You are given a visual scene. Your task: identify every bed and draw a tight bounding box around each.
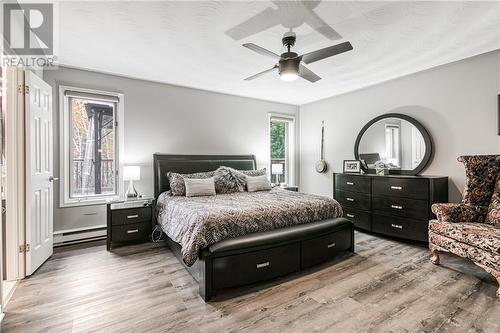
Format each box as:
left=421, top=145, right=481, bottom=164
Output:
left=154, top=154, right=354, bottom=301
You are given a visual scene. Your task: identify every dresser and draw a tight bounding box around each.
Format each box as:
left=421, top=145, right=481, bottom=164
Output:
left=333, top=173, right=448, bottom=242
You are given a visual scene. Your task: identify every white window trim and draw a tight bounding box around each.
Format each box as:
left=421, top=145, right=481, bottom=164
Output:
left=268, top=113, right=296, bottom=186
left=59, top=85, right=124, bottom=208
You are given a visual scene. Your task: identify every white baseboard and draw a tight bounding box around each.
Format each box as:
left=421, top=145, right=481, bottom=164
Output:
left=54, top=226, right=107, bottom=247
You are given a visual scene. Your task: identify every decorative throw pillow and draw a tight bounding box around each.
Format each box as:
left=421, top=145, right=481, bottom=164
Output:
left=485, top=177, right=500, bottom=227
left=213, top=167, right=246, bottom=194
left=167, top=171, right=215, bottom=196
left=184, top=178, right=216, bottom=197
left=458, top=155, right=499, bottom=207
left=240, top=168, right=267, bottom=177
left=246, top=175, right=272, bottom=192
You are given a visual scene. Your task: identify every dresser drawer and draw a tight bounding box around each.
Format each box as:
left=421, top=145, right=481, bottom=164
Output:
left=111, top=207, right=152, bottom=226
left=343, top=208, right=371, bottom=231
left=212, top=243, right=300, bottom=289
left=335, top=190, right=371, bottom=210
left=372, top=196, right=429, bottom=220
left=372, top=214, right=428, bottom=242
left=301, top=228, right=353, bottom=268
left=372, top=177, right=428, bottom=200
left=335, top=174, right=371, bottom=194
left=111, top=222, right=151, bottom=242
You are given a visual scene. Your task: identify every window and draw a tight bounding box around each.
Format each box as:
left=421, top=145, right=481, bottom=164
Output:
left=60, top=86, right=124, bottom=206
left=269, top=114, right=295, bottom=185
left=385, top=123, right=400, bottom=167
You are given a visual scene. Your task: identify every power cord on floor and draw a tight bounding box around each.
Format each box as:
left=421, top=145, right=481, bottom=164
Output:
left=150, top=225, right=164, bottom=243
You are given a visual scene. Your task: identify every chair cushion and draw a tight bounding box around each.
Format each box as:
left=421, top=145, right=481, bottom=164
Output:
left=429, top=220, right=500, bottom=254
left=485, top=177, right=500, bottom=227
left=458, top=155, right=499, bottom=207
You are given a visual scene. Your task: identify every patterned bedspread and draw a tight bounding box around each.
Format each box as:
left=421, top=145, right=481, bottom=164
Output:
left=156, top=188, right=343, bottom=266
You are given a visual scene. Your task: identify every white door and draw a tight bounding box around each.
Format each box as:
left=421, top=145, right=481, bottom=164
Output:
left=25, top=71, right=53, bottom=275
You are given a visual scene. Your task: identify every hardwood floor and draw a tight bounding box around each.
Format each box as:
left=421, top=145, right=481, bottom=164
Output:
left=2, top=231, right=499, bottom=333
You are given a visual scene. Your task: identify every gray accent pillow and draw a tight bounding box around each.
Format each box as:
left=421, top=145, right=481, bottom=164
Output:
left=184, top=177, right=216, bottom=197
left=214, top=167, right=246, bottom=194
left=167, top=171, right=215, bottom=196
left=246, top=175, right=272, bottom=192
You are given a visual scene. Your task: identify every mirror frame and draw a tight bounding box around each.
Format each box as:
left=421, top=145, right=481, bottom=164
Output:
left=354, top=113, right=433, bottom=175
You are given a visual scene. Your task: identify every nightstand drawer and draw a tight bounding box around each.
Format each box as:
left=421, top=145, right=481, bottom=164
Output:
left=111, top=222, right=151, bottom=242
left=111, top=207, right=152, bottom=226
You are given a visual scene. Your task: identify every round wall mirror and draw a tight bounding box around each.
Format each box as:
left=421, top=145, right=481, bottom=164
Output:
left=354, top=113, right=433, bottom=175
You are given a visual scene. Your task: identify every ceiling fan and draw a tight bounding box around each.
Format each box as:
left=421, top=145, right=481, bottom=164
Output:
left=243, top=31, right=353, bottom=83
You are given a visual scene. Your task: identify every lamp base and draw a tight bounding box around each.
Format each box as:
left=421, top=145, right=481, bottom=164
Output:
left=125, top=180, right=139, bottom=199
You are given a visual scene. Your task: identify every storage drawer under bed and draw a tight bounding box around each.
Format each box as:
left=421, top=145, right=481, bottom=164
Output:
left=212, top=243, right=300, bottom=289
left=301, top=228, right=353, bottom=268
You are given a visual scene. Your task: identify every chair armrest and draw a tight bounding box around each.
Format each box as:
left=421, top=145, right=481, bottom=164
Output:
left=431, top=203, right=488, bottom=223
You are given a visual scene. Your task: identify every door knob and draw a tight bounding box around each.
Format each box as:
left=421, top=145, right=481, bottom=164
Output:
left=49, top=176, right=59, bottom=182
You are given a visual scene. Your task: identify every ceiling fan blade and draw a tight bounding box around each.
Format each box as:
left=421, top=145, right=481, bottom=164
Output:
left=244, top=65, right=278, bottom=80
left=301, top=41, right=353, bottom=64
left=305, top=12, right=342, bottom=41
left=242, top=43, right=280, bottom=60
left=299, top=64, right=321, bottom=83
left=225, top=7, right=279, bottom=40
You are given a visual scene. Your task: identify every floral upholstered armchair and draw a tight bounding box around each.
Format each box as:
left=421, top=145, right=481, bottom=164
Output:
left=429, top=155, right=500, bottom=297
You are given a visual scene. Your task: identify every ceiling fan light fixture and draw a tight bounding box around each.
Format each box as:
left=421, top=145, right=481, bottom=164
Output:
left=279, top=57, right=299, bottom=82
left=280, top=72, right=298, bottom=82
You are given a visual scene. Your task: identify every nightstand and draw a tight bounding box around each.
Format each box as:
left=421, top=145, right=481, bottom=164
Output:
left=106, top=198, right=155, bottom=250
left=282, top=186, right=299, bottom=192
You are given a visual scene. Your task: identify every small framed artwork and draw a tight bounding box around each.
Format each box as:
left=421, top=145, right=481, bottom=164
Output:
left=343, top=160, right=361, bottom=174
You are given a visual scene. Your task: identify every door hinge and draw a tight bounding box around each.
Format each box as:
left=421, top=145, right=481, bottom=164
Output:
left=17, top=84, right=30, bottom=95
left=19, top=244, right=31, bottom=253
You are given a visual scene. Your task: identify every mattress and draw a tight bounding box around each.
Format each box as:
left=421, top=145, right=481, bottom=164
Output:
left=156, top=188, right=343, bottom=266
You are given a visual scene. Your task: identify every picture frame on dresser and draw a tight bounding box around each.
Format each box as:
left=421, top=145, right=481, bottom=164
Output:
left=343, top=160, right=361, bottom=174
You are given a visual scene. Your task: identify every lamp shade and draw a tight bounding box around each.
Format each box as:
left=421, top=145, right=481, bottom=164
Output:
left=271, top=163, right=283, bottom=175
left=123, top=166, right=140, bottom=181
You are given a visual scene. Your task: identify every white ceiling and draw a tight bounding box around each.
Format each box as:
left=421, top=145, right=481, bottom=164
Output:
left=57, top=1, right=500, bottom=105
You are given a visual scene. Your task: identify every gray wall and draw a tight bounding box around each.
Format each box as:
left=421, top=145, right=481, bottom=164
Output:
left=299, top=50, right=500, bottom=202
left=43, top=67, right=299, bottom=232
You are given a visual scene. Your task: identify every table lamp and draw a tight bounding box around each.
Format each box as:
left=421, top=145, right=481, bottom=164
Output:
left=123, top=166, right=140, bottom=199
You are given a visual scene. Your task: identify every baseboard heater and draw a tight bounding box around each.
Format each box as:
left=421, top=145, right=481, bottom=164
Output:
left=53, top=225, right=107, bottom=247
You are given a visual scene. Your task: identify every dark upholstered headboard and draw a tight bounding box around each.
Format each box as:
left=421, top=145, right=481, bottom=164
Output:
left=153, top=154, right=256, bottom=198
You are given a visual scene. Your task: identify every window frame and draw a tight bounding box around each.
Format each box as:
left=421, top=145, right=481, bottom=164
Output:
left=59, top=85, right=124, bottom=207
left=268, top=113, right=296, bottom=186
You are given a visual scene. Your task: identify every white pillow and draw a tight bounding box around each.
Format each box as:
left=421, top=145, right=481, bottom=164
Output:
left=184, top=177, right=216, bottom=197
left=246, top=175, right=272, bottom=192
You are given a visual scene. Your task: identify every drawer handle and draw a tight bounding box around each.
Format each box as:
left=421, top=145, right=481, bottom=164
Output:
left=346, top=213, right=355, bottom=218
left=127, top=214, right=139, bottom=219
left=391, top=205, right=403, bottom=210
left=346, top=198, right=355, bottom=202
left=256, top=261, right=270, bottom=269
left=391, top=224, right=403, bottom=230
left=346, top=182, right=354, bottom=185
left=327, top=242, right=336, bottom=248
left=83, top=212, right=97, bottom=216
left=390, top=186, right=403, bottom=190
left=127, top=229, right=139, bottom=234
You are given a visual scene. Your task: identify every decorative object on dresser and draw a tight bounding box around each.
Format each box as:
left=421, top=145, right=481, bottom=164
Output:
left=343, top=160, right=361, bottom=174
left=429, top=155, right=499, bottom=298
left=355, top=113, right=432, bottom=175
left=315, top=120, right=328, bottom=173
left=334, top=173, right=448, bottom=241
left=106, top=197, right=154, bottom=250
left=123, top=165, right=141, bottom=199
left=154, top=154, right=353, bottom=301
